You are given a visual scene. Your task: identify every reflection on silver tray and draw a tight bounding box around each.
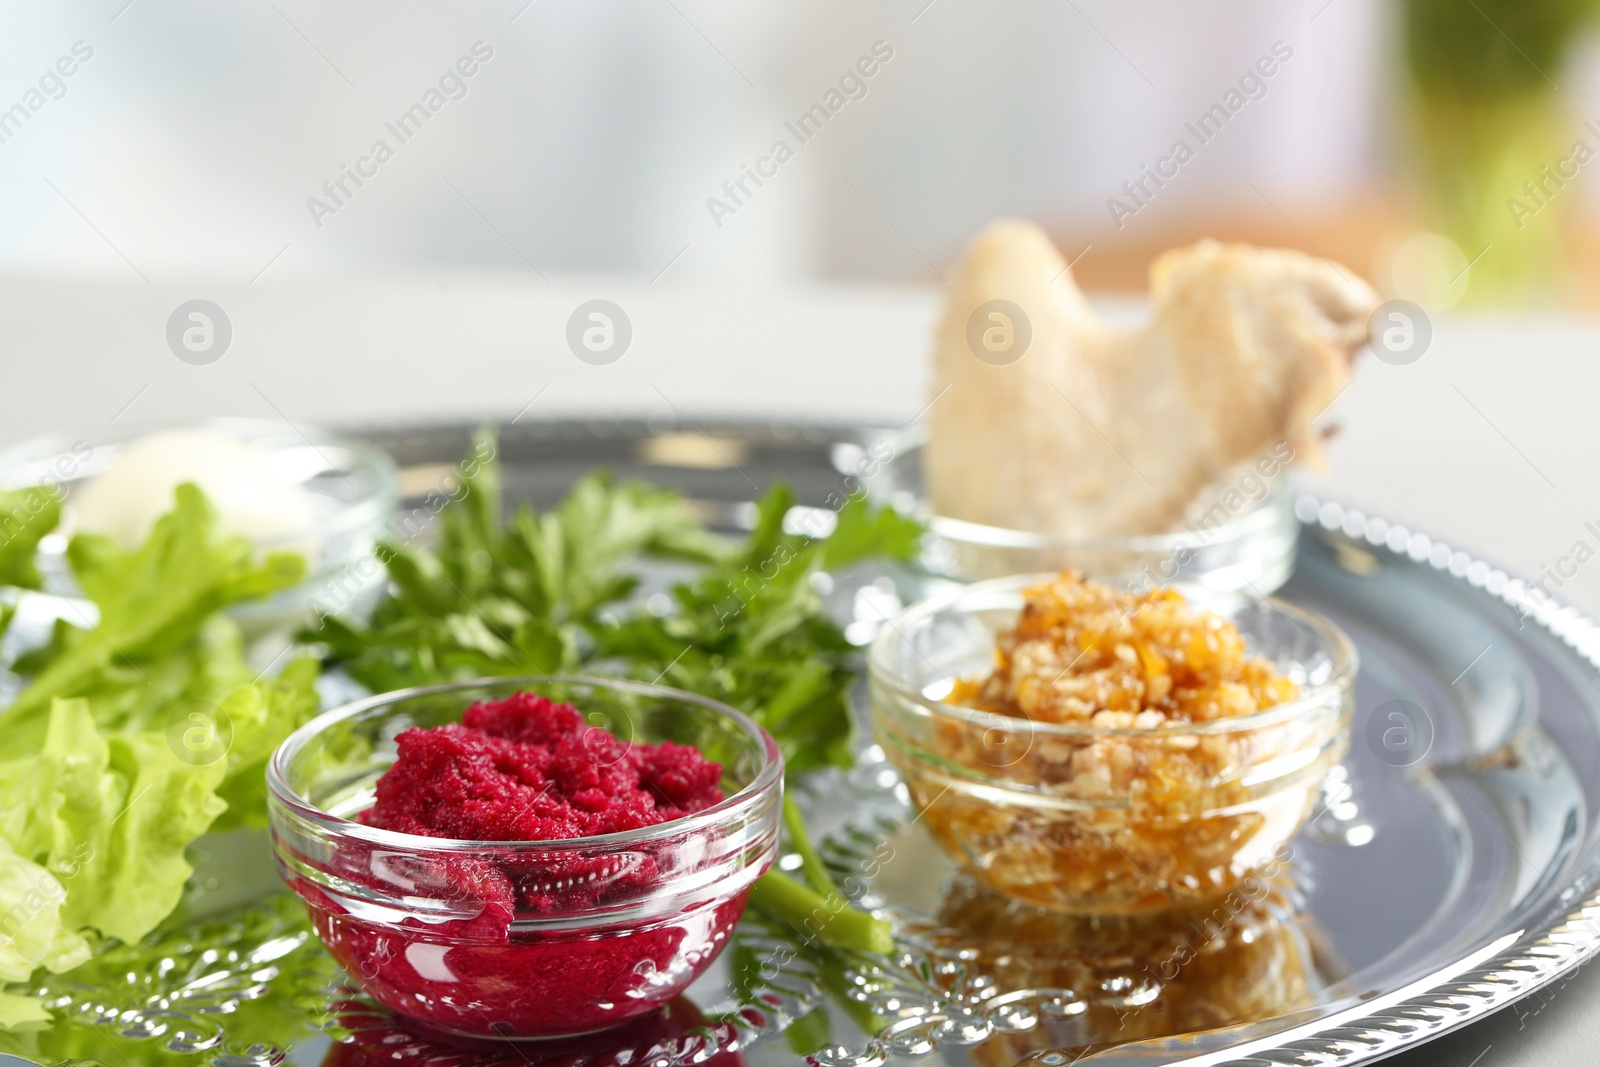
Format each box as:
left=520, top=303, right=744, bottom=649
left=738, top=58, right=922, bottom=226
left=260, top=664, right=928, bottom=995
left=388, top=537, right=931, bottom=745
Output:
left=6, top=419, right=1600, bottom=1067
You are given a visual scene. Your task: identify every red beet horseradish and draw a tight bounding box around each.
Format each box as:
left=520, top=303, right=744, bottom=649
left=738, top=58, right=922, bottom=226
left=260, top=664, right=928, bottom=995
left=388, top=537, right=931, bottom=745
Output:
left=268, top=680, right=783, bottom=1040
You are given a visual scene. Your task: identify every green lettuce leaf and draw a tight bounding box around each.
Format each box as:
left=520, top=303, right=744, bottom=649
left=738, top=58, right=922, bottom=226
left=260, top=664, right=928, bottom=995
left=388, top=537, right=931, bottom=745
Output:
left=0, top=481, right=322, bottom=1021
left=210, top=657, right=322, bottom=833
left=0, top=699, right=227, bottom=947
left=0, top=483, right=304, bottom=742
left=0, top=836, right=92, bottom=984
left=0, top=991, right=52, bottom=1032
left=0, top=487, right=62, bottom=591
left=68, top=730, right=228, bottom=942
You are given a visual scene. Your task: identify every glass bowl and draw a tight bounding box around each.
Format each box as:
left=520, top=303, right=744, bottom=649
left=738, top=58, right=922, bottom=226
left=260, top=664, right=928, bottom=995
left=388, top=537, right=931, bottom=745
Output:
left=0, top=417, right=398, bottom=640
left=868, top=574, right=1356, bottom=915
left=849, top=431, right=1299, bottom=593
left=266, top=676, right=783, bottom=1040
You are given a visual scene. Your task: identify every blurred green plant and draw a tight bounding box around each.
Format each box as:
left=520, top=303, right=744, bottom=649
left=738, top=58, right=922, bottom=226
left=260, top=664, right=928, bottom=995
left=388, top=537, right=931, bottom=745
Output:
left=1401, top=0, right=1600, bottom=303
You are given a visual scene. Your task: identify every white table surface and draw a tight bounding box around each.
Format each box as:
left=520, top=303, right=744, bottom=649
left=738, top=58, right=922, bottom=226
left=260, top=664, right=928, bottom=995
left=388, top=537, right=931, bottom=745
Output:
left=1, top=272, right=1598, bottom=1063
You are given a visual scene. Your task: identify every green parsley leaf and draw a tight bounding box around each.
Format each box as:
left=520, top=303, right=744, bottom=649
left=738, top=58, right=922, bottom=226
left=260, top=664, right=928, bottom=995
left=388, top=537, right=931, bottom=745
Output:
left=318, top=432, right=923, bottom=955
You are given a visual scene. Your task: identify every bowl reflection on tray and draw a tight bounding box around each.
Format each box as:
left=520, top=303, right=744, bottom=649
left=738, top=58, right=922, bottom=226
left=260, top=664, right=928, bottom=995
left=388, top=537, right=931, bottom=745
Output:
left=267, top=677, right=783, bottom=1040
left=918, top=873, right=1335, bottom=1062
left=321, top=994, right=748, bottom=1067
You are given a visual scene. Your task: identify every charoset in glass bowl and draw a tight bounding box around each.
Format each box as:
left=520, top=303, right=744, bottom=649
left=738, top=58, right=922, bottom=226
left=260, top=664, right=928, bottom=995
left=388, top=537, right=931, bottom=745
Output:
left=868, top=575, right=1356, bottom=915
left=267, top=676, right=783, bottom=1040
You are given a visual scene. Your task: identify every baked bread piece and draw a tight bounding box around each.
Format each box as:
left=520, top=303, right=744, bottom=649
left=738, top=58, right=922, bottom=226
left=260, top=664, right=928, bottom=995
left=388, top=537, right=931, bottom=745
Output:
left=924, top=220, right=1378, bottom=538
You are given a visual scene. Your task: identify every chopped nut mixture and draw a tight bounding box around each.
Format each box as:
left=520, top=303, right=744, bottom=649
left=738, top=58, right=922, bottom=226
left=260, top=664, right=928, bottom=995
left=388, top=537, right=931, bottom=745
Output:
left=878, top=571, right=1345, bottom=914
left=950, top=570, right=1298, bottom=726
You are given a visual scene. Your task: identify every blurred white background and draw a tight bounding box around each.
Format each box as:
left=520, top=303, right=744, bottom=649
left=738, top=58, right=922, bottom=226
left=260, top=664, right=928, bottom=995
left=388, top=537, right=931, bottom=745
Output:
left=0, top=0, right=1389, bottom=282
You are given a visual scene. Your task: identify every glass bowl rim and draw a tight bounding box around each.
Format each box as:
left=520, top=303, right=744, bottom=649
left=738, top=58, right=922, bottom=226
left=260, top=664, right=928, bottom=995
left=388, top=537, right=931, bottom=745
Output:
left=868, top=572, right=1359, bottom=739
left=266, top=673, right=785, bottom=852
left=0, top=416, right=400, bottom=557
left=857, top=426, right=1291, bottom=552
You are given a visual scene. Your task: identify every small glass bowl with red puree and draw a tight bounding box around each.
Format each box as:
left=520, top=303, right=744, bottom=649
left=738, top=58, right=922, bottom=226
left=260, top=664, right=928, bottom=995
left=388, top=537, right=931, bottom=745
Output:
left=266, top=676, right=783, bottom=1040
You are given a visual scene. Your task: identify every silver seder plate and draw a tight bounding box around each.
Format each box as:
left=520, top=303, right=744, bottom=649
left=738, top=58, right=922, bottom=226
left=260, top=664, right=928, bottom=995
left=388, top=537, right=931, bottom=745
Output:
left=11, top=419, right=1600, bottom=1067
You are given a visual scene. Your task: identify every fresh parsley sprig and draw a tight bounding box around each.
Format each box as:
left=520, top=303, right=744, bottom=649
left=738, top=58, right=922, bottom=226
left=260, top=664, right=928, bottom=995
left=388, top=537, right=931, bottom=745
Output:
left=311, top=430, right=920, bottom=955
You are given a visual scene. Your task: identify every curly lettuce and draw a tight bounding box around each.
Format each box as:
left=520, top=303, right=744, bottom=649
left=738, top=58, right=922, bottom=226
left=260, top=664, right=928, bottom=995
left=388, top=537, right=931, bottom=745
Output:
left=0, top=484, right=320, bottom=1028
left=0, top=487, right=62, bottom=592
